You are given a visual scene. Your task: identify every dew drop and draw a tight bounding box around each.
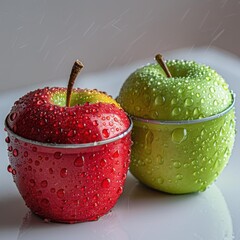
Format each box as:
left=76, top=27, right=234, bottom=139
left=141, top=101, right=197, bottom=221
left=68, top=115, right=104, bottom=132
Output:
left=7, top=165, right=13, bottom=173
left=172, top=107, right=181, bottom=116
left=93, top=120, right=98, bottom=126
left=12, top=169, right=17, bottom=175
left=5, top=137, right=10, bottom=143
left=41, top=180, right=48, bottom=188
left=112, top=150, right=119, bottom=158
left=176, top=174, right=183, bottom=180
left=100, top=158, right=107, bottom=167
left=57, top=189, right=65, bottom=198
left=54, top=151, right=62, bottom=159
left=184, top=98, right=193, bottom=107
left=32, top=147, right=37, bottom=152
left=29, top=179, right=36, bottom=187
left=172, top=128, right=187, bottom=144
left=193, top=108, right=199, bottom=117
left=24, top=151, right=28, bottom=157
left=8, top=146, right=13, bottom=152
left=173, top=161, right=181, bottom=169
left=102, top=129, right=110, bottom=138
left=60, top=168, right=68, bottom=178
left=74, top=156, right=85, bottom=167
left=154, top=95, right=165, bottom=106
left=101, top=178, right=111, bottom=188
left=10, top=112, right=17, bottom=121
left=157, top=177, right=164, bottom=184
left=13, top=149, right=18, bottom=157
left=117, top=186, right=123, bottom=194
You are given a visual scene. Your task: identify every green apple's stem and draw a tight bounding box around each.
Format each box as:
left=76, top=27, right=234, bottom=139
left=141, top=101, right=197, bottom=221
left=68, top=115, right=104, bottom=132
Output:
left=66, top=60, right=84, bottom=107
left=155, top=54, right=172, bottom=78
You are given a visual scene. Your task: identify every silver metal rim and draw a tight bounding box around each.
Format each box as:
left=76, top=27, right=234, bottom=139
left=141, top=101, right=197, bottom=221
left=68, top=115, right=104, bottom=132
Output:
left=131, top=92, right=235, bottom=125
left=5, top=116, right=133, bottom=149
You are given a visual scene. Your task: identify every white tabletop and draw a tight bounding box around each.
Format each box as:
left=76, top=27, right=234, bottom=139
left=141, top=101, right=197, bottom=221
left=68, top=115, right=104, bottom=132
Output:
left=0, top=47, right=239, bottom=240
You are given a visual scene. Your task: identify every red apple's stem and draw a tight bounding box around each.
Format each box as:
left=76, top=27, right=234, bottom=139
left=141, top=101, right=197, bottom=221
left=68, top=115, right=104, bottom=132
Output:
left=66, top=60, right=84, bottom=107
left=155, top=54, right=172, bottom=78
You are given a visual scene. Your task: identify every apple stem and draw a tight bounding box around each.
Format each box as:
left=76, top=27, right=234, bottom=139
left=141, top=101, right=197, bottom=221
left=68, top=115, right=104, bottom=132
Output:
left=66, top=60, right=84, bottom=107
left=155, top=54, right=172, bottom=78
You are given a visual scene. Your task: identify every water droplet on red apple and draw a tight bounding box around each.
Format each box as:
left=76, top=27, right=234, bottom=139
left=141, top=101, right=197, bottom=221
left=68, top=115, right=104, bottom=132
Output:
left=7, top=165, right=13, bottom=173
left=5, top=137, right=10, bottom=143
left=117, top=186, right=123, bottom=194
left=10, top=112, right=17, bottom=121
left=8, top=146, right=13, bottom=152
left=101, top=178, right=111, bottom=188
left=41, top=198, right=50, bottom=206
left=93, top=120, right=98, bottom=126
left=12, top=169, right=17, bottom=175
left=102, top=129, right=109, bottom=138
left=41, top=180, right=48, bottom=188
left=50, top=188, right=56, bottom=193
left=32, top=147, right=37, bottom=152
left=54, top=151, right=63, bottom=159
left=24, top=151, right=28, bottom=157
left=29, top=179, right=36, bottom=187
left=13, top=149, right=18, bottom=157
left=74, top=156, right=85, bottom=167
left=60, top=168, right=68, bottom=178
left=112, top=150, right=119, bottom=158
left=57, top=189, right=65, bottom=198
left=100, top=158, right=107, bottom=167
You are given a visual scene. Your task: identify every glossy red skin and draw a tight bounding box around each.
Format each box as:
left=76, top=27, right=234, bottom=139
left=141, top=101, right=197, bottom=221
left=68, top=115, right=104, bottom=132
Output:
left=6, top=132, right=131, bottom=223
left=5, top=87, right=132, bottom=223
left=7, top=87, right=130, bottom=144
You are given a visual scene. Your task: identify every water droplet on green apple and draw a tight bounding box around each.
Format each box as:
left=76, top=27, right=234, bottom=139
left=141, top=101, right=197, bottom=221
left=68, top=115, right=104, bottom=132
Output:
left=157, top=177, right=164, bottom=184
left=135, top=106, right=141, bottom=112
left=193, top=107, right=199, bottom=117
left=154, top=95, right=165, bottom=106
left=176, top=174, right=183, bottom=180
left=172, top=107, right=181, bottom=116
left=184, top=98, right=193, bottom=107
left=173, top=161, right=181, bottom=169
left=171, top=128, right=187, bottom=144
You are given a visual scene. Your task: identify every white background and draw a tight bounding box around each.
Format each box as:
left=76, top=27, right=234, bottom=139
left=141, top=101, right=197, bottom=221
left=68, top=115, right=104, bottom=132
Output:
left=0, top=1, right=240, bottom=240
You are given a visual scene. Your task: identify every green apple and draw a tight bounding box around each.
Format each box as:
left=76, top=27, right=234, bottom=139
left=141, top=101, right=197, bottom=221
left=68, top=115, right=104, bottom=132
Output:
left=117, top=54, right=235, bottom=194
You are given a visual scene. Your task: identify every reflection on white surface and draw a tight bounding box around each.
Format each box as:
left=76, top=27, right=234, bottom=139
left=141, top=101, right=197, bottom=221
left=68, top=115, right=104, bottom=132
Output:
left=16, top=174, right=233, bottom=240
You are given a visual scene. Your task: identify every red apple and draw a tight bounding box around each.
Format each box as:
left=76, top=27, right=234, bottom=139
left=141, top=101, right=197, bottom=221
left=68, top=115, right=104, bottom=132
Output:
left=5, top=60, right=132, bottom=223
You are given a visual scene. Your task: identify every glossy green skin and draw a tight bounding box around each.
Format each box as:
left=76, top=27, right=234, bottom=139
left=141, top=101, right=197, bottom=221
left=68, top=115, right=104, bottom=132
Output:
left=117, top=62, right=232, bottom=121
left=118, top=60, right=235, bottom=194
left=130, top=109, right=235, bottom=194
